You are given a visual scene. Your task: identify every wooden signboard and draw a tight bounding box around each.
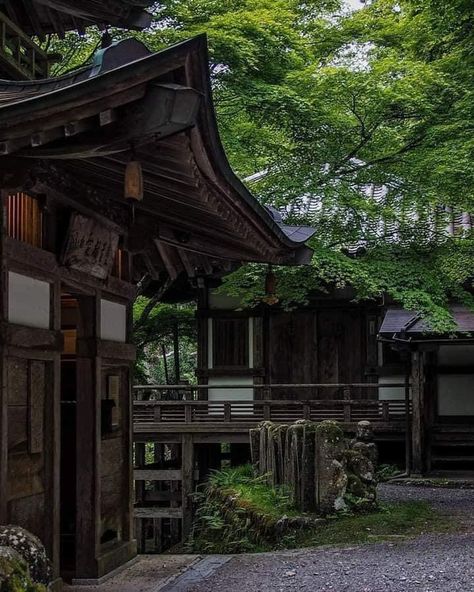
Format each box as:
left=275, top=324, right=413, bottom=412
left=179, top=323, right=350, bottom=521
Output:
left=62, top=213, right=119, bottom=279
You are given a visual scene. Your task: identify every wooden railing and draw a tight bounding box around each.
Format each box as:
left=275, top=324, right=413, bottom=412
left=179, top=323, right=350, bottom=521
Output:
left=134, top=398, right=409, bottom=426
left=0, top=10, right=49, bottom=79
left=133, top=382, right=411, bottom=428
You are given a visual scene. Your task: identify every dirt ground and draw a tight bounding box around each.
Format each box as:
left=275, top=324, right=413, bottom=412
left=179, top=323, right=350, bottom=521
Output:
left=178, top=484, right=474, bottom=592
left=66, top=484, right=474, bottom=592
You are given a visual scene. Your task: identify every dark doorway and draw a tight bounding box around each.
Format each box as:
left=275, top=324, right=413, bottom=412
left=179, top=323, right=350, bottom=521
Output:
left=59, top=291, right=95, bottom=579
left=60, top=292, right=78, bottom=576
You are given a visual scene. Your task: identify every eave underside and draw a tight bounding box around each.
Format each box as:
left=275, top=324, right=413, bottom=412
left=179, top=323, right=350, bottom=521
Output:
left=0, top=0, right=153, bottom=37
left=0, top=37, right=313, bottom=291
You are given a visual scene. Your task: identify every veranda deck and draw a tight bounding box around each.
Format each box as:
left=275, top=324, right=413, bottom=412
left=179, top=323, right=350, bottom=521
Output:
left=133, top=383, right=411, bottom=443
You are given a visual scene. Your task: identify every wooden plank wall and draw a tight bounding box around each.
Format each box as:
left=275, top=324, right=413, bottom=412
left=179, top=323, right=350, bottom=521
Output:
left=6, top=356, right=52, bottom=544
left=268, top=307, right=373, bottom=399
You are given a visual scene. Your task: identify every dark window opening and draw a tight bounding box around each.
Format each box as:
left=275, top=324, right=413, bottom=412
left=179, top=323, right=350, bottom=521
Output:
left=213, top=318, right=248, bottom=368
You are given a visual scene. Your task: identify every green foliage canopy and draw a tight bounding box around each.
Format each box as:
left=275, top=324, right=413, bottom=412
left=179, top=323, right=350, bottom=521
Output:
left=45, top=0, right=474, bottom=330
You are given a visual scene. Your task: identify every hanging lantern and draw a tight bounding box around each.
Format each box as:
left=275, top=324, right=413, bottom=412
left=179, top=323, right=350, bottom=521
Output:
left=124, top=160, right=143, bottom=203
left=263, top=264, right=279, bottom=305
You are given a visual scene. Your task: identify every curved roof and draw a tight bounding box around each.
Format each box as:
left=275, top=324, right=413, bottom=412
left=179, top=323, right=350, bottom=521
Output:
left=0, top=36, right=315, bottom=280
left=379, top=307, right=474, bottom=341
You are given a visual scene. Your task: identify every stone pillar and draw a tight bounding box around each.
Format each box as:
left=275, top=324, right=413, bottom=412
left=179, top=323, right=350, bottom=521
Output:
left=314, top=421, right=347, bottom=514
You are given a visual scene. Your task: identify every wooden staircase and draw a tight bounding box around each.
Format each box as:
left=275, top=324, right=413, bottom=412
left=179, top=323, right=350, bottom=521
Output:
left=431, top=424, right=474, bottom=470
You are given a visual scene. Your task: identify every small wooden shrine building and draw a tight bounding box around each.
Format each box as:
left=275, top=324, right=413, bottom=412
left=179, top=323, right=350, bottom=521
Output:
left=195, top=286, right=474, bottom=476
left=0, top=8, right=314, bottom=586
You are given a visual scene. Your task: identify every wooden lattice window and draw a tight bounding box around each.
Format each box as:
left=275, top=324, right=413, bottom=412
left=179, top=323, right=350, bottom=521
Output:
left=212, top=318, right=249, bottom=368
left=7, top=192, right=43, bottom=248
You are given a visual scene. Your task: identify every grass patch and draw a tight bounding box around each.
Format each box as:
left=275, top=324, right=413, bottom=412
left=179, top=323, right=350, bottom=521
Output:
left=208, top=464, right=300, bottom=519
left=290, top=500, right=454, bottom=549
left=189, top=465, right=456, bottom=554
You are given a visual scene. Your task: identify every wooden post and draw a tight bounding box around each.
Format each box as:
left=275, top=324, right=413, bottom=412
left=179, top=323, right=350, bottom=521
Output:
left=169, top=444, right=180, bottom=544
left=118, top=356, right=135, bottom=556
left=224, top=402, right=231, bottom=422
left=181, top=434, right=194, bottom=539
left=303, top=403, right=310, bottom=420
left=184, top=403, right=192, bottom=424
left=404, top=370, right=412, bottom=474
left=153, top=404, right=162, bottom=422
left=75, top=294, right=101, bottom=578
left=411, top=350, right=426, bottom=475
left=343, top=387, right=351, bottom=422
left=134, top=443, right=146, bottom=553
left=263, top=402, right=270, bottom=420
left=381, top=401, right=390, bottom=422
left=0, top=190, right=7, bottom=525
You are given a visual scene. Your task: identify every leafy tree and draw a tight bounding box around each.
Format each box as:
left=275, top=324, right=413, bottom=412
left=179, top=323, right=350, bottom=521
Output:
left=133, top=299, right=197, bottom=384
left=45, top=0, right=474, bottom=336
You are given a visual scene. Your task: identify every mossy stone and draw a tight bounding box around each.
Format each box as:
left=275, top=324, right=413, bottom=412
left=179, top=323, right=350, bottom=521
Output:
left=0, top=546, right=46, bottom=592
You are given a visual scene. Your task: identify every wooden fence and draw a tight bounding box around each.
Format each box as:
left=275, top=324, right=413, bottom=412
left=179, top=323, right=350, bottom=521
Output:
left=133, top=382, right=411, bottom=429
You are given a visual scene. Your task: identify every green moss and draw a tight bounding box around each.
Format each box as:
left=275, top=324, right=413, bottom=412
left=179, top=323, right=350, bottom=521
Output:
left=189, top=465, right=457, bottom=555
left=295, top=501, right=455, bottom=548
left=315, top=420, right=344, bottom=444
left=0, top=552, right=46, bottom=592
left=208, top=465, right=298, bottom=520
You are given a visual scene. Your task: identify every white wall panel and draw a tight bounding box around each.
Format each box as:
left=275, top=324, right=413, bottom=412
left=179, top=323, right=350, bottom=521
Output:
left=378, top=375, right=407, bottom=400
left=100, top=299, right=127, bottom=342
left=438, top=374, right=474, bottom=416
left=208, top=376, right=254, bottom=415
left=8, top=272, right=50, bottom=329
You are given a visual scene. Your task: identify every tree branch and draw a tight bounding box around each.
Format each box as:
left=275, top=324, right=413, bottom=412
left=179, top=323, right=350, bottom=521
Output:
left=134, top=277, right=173, bottom=332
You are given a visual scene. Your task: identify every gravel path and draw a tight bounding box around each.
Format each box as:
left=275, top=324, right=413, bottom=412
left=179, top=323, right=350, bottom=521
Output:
left=182, top=485, right=474, bottom=592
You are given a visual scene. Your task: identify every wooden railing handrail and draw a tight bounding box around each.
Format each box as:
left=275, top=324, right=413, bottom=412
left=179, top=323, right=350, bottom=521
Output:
left=133, top=397, right=410, bottom=427
left=134, top=398, right=408, bottom=407
left=134, top=382, right=410, bottom=390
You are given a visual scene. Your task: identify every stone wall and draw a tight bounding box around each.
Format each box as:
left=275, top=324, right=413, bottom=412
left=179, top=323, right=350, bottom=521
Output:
left=250, top=420, right=377, bottom=514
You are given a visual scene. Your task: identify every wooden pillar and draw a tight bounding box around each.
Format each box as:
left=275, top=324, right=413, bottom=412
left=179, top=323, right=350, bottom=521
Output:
left=122, top=363, right=135, bottom=550
left=181, top=434, right=194, bottom=538
left=196, top=286, right=209, bottom=401
left=411, top=349, right=427, bottom=475
left=134, top=443, right=146, bottom=553
left=75, top=294, right=101, bottom=578
left=47, top=279, right=61, bottom=579
left=0, top=190, right=7, bottom=524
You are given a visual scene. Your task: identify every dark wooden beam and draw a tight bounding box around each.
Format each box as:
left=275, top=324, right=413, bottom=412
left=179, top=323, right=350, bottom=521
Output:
left=6, top=238, right=136, bottom=301
left=2, top=85, right=146, bottom=141
left=181, top=433, right=194, bottom=537
left=16, top=84, right=200, bottom=158
left=410, top=350, right=427, bottom=475
left=0, top=190, right=7, bottom=524
left=154, top=241, right=183, bottom=281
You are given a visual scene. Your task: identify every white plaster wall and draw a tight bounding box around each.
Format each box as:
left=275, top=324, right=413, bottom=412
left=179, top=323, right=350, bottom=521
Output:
left=100, top=299, right=127, bottom=342
left=208, top=376, right=254, bottom=415
left=8, top=272, right=50, bottom=329
left=378, top=375, right=407, bottom=400
left=437, top=374, right=474, bottom=416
